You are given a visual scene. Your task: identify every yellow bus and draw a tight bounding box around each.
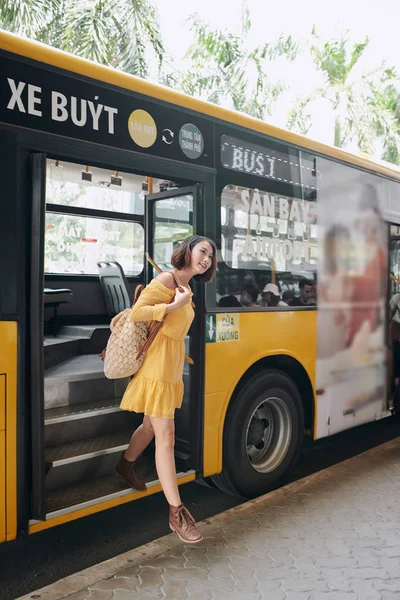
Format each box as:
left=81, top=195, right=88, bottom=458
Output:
left=1, top=29, right=399, bottom=543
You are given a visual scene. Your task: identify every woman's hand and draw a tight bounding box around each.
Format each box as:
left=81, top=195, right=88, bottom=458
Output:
left=165, top=286, right=191, bottom=313
left=172, top=286, right=191, bottom=310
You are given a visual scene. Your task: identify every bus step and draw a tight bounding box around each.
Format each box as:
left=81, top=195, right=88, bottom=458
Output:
left=44, top=337, right=81, bottom=371
left=45, top=397, right=121, bottom=423
left=44, top=430, right=132, bottom=492
left=44, top=397, right=137, bottom=446
left=46, top=472, right=143, bottom=514
left=45, top=467, right=195, bottom=516
left=44, top=429, right=191, bottom=493
left=45, top=430, right=131, bottom=465
left=44, top=354, right=128, bottom=409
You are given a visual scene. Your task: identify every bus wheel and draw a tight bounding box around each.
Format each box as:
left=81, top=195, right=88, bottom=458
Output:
left=211, top=370, right=304, bottom=498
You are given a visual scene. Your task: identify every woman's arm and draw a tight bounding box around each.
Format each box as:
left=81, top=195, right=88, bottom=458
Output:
left=130, top=274, right=191, bottom=322
left=130, top=275, right=174, bottom=322
left=130, top=286, right=169, bottom=322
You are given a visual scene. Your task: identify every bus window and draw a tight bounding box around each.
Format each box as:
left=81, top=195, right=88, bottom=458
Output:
left=218, top=184, right=317, bottom=307
left=45, top=213, right=144, bottom=276
left=153, top=195, right=193, bottom=269
left=45, top=160, right=145, bottom=276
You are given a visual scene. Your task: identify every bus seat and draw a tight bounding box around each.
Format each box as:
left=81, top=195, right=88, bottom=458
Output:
left=97, top=261, right=132, bottom=317
left=44, top=288, right=73, bottom=335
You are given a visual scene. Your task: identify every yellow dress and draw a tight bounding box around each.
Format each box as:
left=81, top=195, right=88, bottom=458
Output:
left=119, top=279, right=194, bottom=419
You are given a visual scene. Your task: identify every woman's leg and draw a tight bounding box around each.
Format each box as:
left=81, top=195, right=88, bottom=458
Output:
left=116, top=416, right=154, bottom=491
left=125, top=416, right=154, bottom=462
left=149, top=416, right=181, bottom=506
left=149, top=415, right=203, bottom=543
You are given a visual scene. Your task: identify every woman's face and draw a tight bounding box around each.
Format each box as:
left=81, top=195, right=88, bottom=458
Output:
left=190, top=240, right=214, bottom=276
left=240, top=290, right=253, bottom=306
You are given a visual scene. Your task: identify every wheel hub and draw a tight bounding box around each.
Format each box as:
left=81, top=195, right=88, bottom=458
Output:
left=245, top=397, right=292, bottom=474
left=247, top=418, right=265, bottom=446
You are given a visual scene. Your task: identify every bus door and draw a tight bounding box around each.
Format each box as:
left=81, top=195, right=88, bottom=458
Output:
left=145, top=185, right=204, bottom=471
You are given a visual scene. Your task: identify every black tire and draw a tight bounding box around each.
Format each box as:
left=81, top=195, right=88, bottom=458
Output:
left=211, top=369, right=304, bottom=498
left=194, top=477, right=218, bottom=489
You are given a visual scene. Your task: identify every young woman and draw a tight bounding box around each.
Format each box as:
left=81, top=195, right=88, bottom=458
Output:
left=260, top=283, right=287, bottom=307
left=116, top=235, right=217, bottom=544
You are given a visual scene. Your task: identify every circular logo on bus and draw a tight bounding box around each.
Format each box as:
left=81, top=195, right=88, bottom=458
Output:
left=128, top=109, right=157, bottom=148
left=179, top=123, right=204, bottom=159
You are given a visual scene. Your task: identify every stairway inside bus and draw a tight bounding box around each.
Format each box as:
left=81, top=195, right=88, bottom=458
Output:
left=43, top=324, right=190, bottom=516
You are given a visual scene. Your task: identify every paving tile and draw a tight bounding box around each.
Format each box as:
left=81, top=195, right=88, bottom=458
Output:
left=90, top=578, right=138, bottom=592
left=253, top=566, right=300, bottom=581
left=280, top=577, right=330, bottom=593
left=209, top=593, right=261, bottom=600
left=186, top=590, right=214, bottom=600
left=62, top=592, right=113, bottom=600
left=374, top=546, right=400, bottom=558
left=349, top=579, right=383, bottom=599
left=310, top=594, right=359, bottom=600
left=185, top=592, right=213, bottom=600
left=268, top=549, right=295, bottom=567
left=164, top=565, right=209, bottom=581
left=185, top=577, right=236, bottom=594
left=159, top=578, right=188, bottom=599
left=319, top=568, right=352, bottom=592
left=233, top=578, right=259, bottom=593
left=343, top=567, right=389, bottom=580
left=136, top=566, right=164, bottom=592
left=350, top=548, right=383, bottom=568
left=315, top=557, right=359, bottom=569
left=55, top=592, right=92, bottom=600
left=283, top=592, right=312, bottom=600
left=374, top=579, right=400, bottom=593
left=112, top=591, right=162, bottom=600
left=147, top=554, right=186, bottom=569
left=229, top=555, right=275, bottom=570
left=325, top=540, right=353, bottom=557
left=205, top=560, right=232, bottom=579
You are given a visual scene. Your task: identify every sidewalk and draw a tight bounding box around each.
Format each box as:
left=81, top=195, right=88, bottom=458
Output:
left=19, top=438, right=400, bottom=600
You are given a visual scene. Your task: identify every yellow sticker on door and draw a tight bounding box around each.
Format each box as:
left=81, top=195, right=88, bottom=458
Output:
left=206, top=314, right=240, bottom=343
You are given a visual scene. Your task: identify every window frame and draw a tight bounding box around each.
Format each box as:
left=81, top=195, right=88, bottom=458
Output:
left=45, top=199, right=145, bottom=279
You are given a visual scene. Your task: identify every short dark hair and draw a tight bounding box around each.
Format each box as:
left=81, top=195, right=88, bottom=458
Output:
left=219, top=295, right=241, bottom=307
left=299, top=279, right=314, bottom=290
left=282, top=290, right=295, bottom=301
left=171, top=235, right=217, bottom=282
left=242, top=283, right=259, bottom=303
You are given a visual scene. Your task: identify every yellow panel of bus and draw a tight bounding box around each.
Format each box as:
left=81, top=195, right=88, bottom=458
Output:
left=0, top=322, right=18, bottom=543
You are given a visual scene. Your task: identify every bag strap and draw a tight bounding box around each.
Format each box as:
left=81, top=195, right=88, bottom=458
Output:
left=133, top=284, right=144, bottom=304
left=136, top=272, right=178, bottom=360
left=166, top=270, right=181, bottom=289
left=136, top=258, right=193, bottom=364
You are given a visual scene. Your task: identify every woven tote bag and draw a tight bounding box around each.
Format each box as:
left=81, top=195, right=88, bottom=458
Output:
left=102, top=271, right=180, bottom=379
left=103, top=284, right=148, bottom=379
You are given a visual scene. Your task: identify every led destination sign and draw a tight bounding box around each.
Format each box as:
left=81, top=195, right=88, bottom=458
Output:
left=221, top=134, right=316, bottom=190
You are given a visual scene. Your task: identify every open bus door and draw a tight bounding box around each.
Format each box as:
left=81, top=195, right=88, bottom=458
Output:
left=145, top=185, right=205, bottom=471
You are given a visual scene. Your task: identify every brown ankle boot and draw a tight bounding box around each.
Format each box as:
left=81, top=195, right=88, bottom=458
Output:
left=116, top=453, right=147, bottom=491
left=169, top=504, right=203, bottom=544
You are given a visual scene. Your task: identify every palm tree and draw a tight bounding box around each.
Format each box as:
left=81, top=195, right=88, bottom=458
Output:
left=368, top=79, right=400, bottom=164
left=0, top=0, right=165, bottom=78
left=287, top=29, right=400, bottom=163
left=170, top=6, right=298, bottom=120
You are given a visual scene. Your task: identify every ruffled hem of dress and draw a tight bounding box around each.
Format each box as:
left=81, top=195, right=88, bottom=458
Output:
left=119, top=376, right=184, bottom=419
